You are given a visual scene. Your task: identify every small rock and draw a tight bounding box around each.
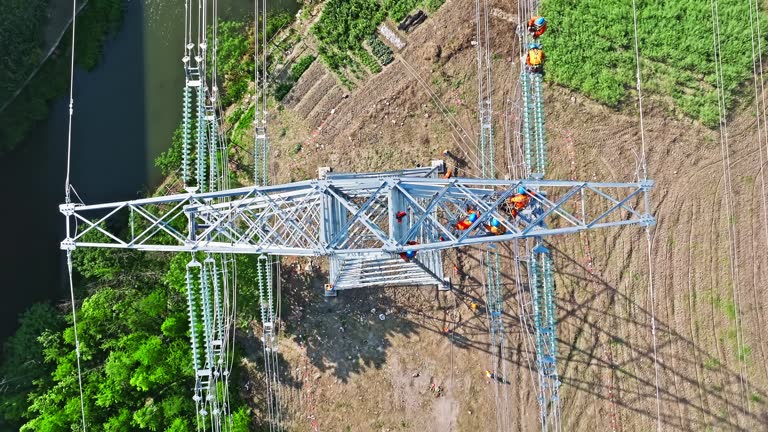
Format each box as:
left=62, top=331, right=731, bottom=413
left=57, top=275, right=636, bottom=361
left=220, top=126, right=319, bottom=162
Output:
left=313, top=373, right=322, bottom=380
left=412, top=372, right=420, bottom=378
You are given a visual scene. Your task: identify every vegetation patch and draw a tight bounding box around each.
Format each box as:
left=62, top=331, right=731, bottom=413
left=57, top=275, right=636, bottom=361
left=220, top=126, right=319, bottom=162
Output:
left=541, top=0, right=768, bottom=126
left=214, top=12, right=293, bottom=106
left=383, top=0, right=422, bottom=21
left=702, top=357, right=721, bottom=371
left=312, top=0, right=384, bottom=52
left=291, top=54, right=317, bottom=81
left=368, top=34, right=394, bottom=65
left=275, top=54, right=317, bottom=100
left=355, top=48, right=383, bottom=73
left=310, top=0, right=443, bottom=86
left=0, top=243, right=259, bottom=430
left=0, top=0, right=49, bottom=104
left=0, top=0, right=124, bottom=154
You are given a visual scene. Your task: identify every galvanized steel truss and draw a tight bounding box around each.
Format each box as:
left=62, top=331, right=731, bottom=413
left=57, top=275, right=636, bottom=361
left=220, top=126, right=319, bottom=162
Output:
left=61, top=177, right=654, bottom=256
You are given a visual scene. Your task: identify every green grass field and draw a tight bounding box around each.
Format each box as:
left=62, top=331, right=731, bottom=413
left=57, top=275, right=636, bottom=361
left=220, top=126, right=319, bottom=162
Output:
left=541, top=0, right=768, bottom=126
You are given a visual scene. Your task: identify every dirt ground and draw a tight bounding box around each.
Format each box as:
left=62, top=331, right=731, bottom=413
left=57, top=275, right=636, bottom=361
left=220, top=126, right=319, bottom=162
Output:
left=237, top=0, right=768, bottom=430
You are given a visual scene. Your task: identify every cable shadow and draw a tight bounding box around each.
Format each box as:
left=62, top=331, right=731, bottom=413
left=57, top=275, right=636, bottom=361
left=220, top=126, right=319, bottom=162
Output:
left=533, top=241, right=768, bottom=431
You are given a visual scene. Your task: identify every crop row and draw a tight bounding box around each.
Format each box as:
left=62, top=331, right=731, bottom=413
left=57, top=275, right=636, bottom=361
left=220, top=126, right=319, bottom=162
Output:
left=367, top=35, right=394, bottom=65
left=542, top=0, right=768, bottom=126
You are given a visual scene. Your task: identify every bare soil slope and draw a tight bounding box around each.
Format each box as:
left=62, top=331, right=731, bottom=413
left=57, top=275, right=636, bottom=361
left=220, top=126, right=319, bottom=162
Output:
left=239, top=0, right=768, bottom=430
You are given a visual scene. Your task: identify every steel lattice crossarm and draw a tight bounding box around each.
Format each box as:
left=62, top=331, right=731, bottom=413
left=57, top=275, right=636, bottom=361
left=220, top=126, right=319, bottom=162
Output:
left=60, top=176, right=654, bottom=255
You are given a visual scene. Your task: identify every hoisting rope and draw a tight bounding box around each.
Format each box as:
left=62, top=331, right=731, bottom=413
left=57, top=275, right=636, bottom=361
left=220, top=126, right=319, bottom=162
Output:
left=66, top=251, right=87, bottom=431
left=710, top=0, right=750, bottom=416
left=630, top=0, right=662, bottom=429
left=64, top=0, right=77, bottom=206
left=631, top=0, right=648, bottom=182
left=643, top=230, right=662, bottom=430
left=749, top=0, right=768, bottom=383
left=62, top=0, right=87, bottom=427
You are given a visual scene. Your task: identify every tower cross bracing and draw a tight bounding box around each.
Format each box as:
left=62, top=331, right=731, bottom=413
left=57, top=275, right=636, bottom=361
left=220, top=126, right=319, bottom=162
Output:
left=61, top=176, right=653, bottom=257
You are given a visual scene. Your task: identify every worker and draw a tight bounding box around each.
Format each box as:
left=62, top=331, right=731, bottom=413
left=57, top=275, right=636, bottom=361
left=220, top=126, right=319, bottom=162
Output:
left=396, top=210, right=408, bottom=223
left=507, top=193, right=531, bottom=211
left=455, top=210, right=479, bottom=230
left=399, top=240, right=419, bottom=262
left=527, top=16, right=547, bottom=38
left=485, top=370, right=495, bottom=380
left=526, top=43, right=544, bottom=74
left=470, top=301, right=478, bottom=312
left=485, top=217, right=507, bottom=235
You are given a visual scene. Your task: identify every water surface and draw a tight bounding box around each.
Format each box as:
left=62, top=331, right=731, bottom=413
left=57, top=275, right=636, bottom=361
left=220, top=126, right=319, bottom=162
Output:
left=0, top=0, right=298, bottom=341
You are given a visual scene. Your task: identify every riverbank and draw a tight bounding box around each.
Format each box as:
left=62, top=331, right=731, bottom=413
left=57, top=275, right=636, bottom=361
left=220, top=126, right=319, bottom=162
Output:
left=0, top=0, right=123, bottom=154
left=0, top=0, right=88, bottom=114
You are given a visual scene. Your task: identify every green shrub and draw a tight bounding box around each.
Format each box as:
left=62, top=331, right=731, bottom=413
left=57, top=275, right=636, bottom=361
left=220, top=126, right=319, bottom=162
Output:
left=383, top=0, right=421, bottom=22
left=355, top=47, right=382, bottom=73
left=424, top=0, right=445, bottom=12
left=0, top=0, right=50, bottom=103
left=312, top=0, right=384, bottom=52
left=367, top=35, right=394, bottom=65
left=291, top=54, right=316, bottom=81
left=274, top=82, right=294, bottom=100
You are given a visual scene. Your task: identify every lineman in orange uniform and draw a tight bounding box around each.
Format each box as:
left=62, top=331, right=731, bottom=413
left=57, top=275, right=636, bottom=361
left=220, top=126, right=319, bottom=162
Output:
left=508, top=188, right=532, bottom=210
left=455, top=210, right=480, bottom=230
left=485, top=217, right=507, bottom=235
left=527, top=16, right=547, bottom=38
left=505, top=187, right=534, bottom=218
left=526, top=42, right=544, bottom=74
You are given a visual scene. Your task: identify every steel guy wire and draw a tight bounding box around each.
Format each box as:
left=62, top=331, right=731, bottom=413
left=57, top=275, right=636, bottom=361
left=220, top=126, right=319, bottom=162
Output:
left=629, top=0, right=662, bottom=428
left=62, top=0, right=87, bottom=426
left=711, top=0, right=750, bottom=416
left=750, top=0, right=768, bottom=381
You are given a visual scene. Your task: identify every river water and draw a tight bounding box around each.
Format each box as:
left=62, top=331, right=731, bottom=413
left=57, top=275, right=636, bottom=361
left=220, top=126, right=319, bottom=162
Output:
left=0, top=0, right=297, bottom=341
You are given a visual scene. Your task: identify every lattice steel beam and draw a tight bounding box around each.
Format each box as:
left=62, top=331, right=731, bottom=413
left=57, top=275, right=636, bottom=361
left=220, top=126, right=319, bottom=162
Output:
left=61, top=177, right=654, bottom=255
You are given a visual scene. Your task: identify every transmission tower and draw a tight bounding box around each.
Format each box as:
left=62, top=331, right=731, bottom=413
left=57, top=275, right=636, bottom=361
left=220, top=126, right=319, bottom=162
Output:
left=519, top=13, right=561, bottom=430
left=61, top=4, right=655, bottom=431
